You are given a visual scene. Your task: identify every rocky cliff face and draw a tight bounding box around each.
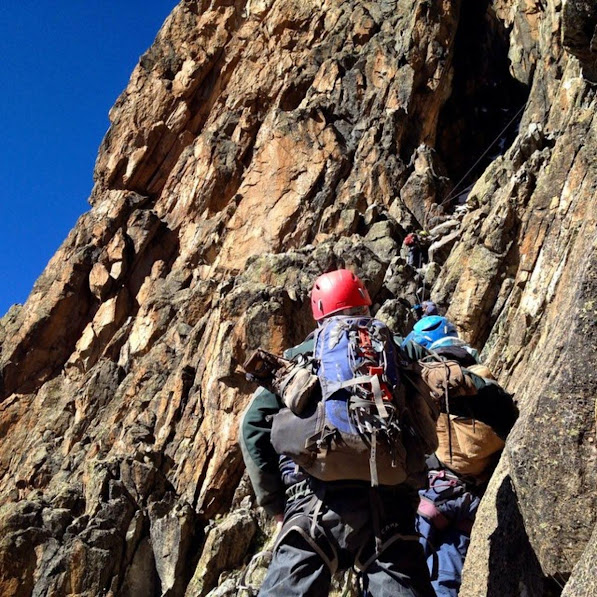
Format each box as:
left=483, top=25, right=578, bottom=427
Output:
left=0, top=1, right=595, bottom=595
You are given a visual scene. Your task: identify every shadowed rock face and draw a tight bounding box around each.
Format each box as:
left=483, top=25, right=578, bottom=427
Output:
left=0, top=0, right=595, bottom=595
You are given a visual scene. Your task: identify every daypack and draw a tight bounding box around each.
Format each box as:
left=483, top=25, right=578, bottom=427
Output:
left=421, top=354, right=517, bottom=481
left=271, top=316, right=440, bottom=487
left=435, top=414, right=505, bottom=479
left=402, top=316, right=458, bottom=350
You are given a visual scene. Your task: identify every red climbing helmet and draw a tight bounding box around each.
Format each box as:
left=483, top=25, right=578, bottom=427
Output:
left=310, top=269, right=372, bottom=321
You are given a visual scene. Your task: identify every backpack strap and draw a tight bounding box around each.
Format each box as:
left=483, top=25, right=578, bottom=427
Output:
left=371, top=374, right=390, bottom=420
left=370, top=431, right=379, bottom=486
left=326, top=374, right=375, bottom=393
left=439, top=362, right=454, bottom=463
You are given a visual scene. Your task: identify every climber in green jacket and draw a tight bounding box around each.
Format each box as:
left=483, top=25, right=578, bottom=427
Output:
left=240, top=269, right=437, bottom=596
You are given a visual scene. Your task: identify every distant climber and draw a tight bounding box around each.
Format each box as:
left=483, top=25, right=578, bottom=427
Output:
left=403, top=231, right=430, bottom=269
left=403, top=315, right=518, bottom=597
left=240, top=269, right=438, bottom=596
left=411, top=300, right=440, bottom=321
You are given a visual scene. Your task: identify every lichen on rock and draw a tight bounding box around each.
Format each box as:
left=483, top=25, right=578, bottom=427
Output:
left=0, top=0, right=596, bottom=595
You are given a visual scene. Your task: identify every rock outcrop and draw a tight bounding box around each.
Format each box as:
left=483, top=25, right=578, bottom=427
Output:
left=0, top=1, right=595, bottom=595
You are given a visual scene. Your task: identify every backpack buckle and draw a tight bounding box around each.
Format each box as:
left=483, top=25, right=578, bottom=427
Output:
left=368, top=366, right=393, bottom=402
left=381, top=386, right=393, bottom=401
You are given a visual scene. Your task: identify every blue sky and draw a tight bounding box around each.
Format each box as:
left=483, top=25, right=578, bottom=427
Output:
left=0, top=2, right=177, bottom=317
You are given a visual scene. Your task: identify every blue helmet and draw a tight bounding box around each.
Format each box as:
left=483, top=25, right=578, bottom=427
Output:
left=420, top=301, right=439, bottom=316
left=403, top=315, right=458, bottom=349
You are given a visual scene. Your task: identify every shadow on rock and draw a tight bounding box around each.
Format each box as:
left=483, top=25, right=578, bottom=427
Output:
left=488, top=475, right=565, bottom=596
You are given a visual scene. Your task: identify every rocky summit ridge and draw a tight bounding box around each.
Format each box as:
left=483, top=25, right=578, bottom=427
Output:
left=0, top=1, right=596, bottom=595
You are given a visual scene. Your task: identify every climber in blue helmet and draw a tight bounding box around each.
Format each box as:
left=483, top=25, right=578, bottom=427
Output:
left=402, top=310, right=518, bottom=597
left=411, top=300, right=439, bottom=320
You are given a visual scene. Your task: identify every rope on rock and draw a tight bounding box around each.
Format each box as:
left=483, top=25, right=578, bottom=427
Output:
left=439, top=102, right=527, bottom=209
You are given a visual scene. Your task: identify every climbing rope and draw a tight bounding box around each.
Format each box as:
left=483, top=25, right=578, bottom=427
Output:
left=410, top=103, right=527, bottom=300
left=439, top=102, right=527, bottom=209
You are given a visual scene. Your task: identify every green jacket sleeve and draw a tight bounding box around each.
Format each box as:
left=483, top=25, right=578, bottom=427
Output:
left=239, top=386, right=286, bottom=517
left=449, top=378, right=519, bottom=440
left=239, top=337, right=315, bottom=517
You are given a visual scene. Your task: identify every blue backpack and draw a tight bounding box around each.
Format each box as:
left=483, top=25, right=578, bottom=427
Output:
left=313, top=316, right=399, bottom=431
left=272, top=315, right=439, bottom=486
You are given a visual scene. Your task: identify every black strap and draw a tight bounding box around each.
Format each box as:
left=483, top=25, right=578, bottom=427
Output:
left=441, top=362, right=454, bottom=463
left=356, top=491, right=422, bottom=572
